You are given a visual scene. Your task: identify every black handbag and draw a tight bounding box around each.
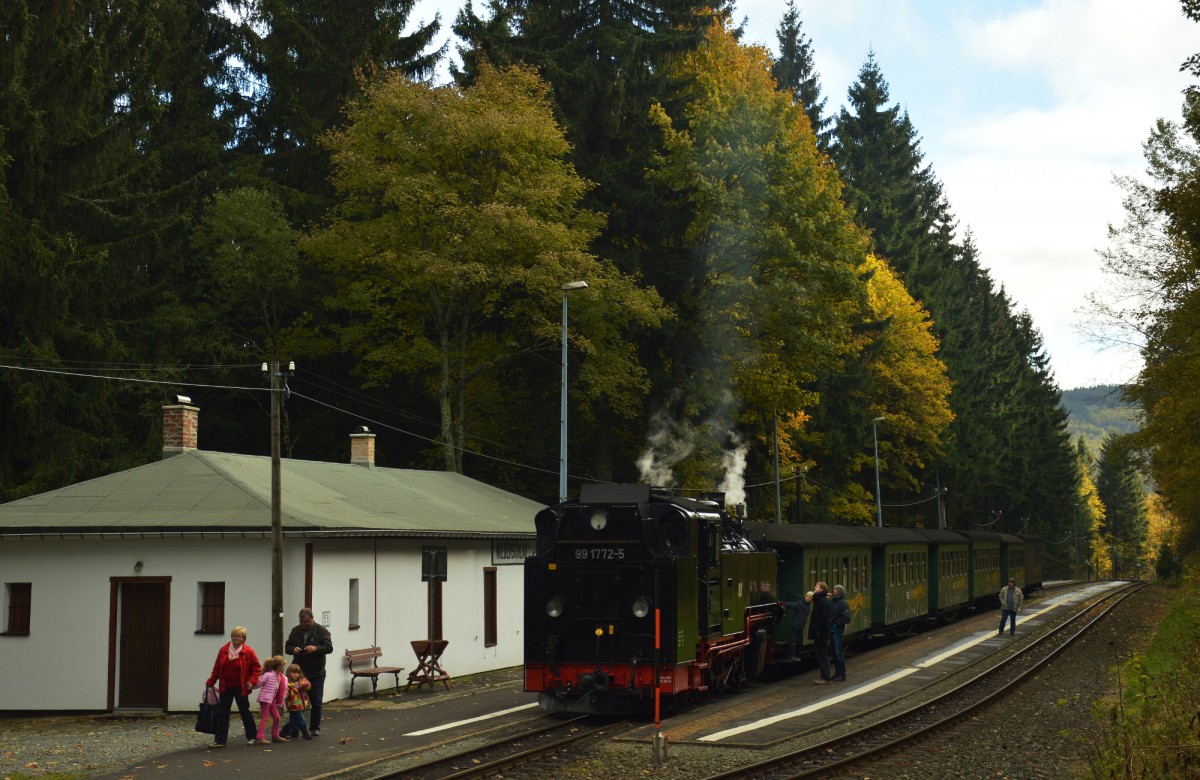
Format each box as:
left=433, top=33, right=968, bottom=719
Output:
left=195, top=687, right=219, bottom=734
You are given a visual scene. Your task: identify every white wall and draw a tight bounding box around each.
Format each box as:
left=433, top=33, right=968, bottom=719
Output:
left=0, top=537, right=275, bottom=712
left=0, top=535, right=527, bottom=712
left=310, top=539, right=526, bottom=701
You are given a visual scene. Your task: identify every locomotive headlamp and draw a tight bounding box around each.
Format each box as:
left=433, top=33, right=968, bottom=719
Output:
left=589, top=510, right=608, bottom=531
left=631, top=597, right=651, bottom=618
left=547, top=596, right=566, bottom=618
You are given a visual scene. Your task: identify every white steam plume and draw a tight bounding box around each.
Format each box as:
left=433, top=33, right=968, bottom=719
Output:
left=636, top=410, right=694, bottom=487
left=718, top=434, right=748, bottom=508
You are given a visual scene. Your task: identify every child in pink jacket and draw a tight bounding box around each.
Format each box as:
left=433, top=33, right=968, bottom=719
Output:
left=253, top=655, right=289, bottom=743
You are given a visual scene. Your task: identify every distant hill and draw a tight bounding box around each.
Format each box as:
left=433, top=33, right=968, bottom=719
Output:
left=1061, top=384, right=1139, bottom=454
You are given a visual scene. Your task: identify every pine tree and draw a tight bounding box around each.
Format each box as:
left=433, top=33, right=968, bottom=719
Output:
left=830, top=52, right=942, bottom=276
left=829, top=55, right=1078, bottom=539
left=237, top=0, right=443, bottom=223
left=1095, top=433, right=1149, bottom=578
left=0, top=0, right=239, bottom=495
left=771, top=1, right=832, bottom=149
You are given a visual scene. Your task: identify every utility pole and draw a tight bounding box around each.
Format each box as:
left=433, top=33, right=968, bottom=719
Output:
left=264, top=360, right=294, bottom=655
left=936, top=468, right=946, bottom=530
left=872, top=416, right=885, bottom=527
left=773, top=411, right=781, bottom=524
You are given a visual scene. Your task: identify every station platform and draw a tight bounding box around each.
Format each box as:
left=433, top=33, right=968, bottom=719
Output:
left=619, top=580, right=1123, bottom=748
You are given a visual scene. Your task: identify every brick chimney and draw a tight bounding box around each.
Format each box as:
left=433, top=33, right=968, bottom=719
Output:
left=350, top=426, right=376, bottom=468
left=162, top=397, right=199, bottom=458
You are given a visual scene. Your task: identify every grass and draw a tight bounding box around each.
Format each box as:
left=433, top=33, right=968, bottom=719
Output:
left=1084, top=564, right=1200, bottom=778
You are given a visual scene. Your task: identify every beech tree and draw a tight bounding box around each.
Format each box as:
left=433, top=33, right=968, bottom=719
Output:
left=303, top=65, right=666, bottom=479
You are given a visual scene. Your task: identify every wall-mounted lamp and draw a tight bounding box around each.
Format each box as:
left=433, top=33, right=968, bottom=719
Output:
left=134, top=560, right=144, bottom=573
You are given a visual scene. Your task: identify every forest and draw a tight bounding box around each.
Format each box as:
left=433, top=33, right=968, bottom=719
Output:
left=1, top=0, right=1181, bottom=578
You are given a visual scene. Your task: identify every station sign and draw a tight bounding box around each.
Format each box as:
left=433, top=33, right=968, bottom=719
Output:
left=492, top=539, right=537, bottom=565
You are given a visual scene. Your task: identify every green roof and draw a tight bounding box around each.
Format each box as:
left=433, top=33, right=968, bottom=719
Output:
left=0, top=451, right=540, bottom=538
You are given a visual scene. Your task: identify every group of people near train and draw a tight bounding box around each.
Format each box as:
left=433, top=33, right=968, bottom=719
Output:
left=781, top=581, right=852, bottom=682
left=203, top=607, right=334, bottom=748
left=781, top=577, right=1025, bottom=683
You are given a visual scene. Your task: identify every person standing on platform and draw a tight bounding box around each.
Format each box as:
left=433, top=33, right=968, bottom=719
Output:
left=998, top=578, right=1024, bottom=636
left=809, top=582, right=833, bottom=683
left=284, top=608, right=333, bottom=737
left=781, top=590, right=813, bottom=660
left=828, top=585, right=852, bottom=681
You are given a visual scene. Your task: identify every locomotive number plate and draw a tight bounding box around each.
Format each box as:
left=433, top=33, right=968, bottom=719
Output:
left=572, top=547, right=626, bottom=560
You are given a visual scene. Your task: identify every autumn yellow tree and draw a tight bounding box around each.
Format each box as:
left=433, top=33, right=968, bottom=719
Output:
left=860, top=256, right=953, bottom=489
left=643, top=20, right=871, bottom=499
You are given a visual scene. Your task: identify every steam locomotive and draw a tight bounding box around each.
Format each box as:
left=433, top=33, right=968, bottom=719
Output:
left=523, top=483, right=1042, bottom=715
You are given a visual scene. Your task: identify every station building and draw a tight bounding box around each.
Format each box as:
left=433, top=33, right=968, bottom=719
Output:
left=0, top=401, right=540, bottom=712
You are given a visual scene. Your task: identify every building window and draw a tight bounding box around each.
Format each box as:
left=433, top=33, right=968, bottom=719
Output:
left=198, top=582, right=224, bottom=634
left=4, top=582, right=31, bottom=635
left=483, top=568, right=497, bottom=647
left=349, top=578, right=360, bottom=630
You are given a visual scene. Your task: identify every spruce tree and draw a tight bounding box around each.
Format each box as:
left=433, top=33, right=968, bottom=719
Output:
left=831, top=52, right=941, bottom=276
left=1096, top=433, right=1149, bottom=578
left=0, top=0, right=238, bottom=495
left=771, top=1, right=832, bottom=149
left=237, top=0, right=443, bottom=224
left=829, top=55, right=1078, bottom=538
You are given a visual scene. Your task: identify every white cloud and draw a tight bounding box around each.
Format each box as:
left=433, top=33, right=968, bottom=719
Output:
left=938, top=0, right=1193, bottom=387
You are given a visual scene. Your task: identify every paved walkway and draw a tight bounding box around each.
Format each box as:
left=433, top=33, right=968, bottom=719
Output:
left=0, top=668, right=529, bottom=780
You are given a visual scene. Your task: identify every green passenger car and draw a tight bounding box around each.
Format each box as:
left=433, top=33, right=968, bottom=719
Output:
left=915, top=529, right=970, bottom=617
left=869, top=528, right=930, bottom=629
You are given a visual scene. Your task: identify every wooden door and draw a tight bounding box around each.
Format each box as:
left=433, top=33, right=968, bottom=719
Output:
left=118, top=581, right=168, bottom=708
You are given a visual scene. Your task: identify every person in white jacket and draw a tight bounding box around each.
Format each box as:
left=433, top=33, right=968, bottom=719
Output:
left=998, top=578, right=1024, bottom=636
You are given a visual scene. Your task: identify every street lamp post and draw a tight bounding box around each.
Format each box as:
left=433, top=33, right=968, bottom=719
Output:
left=872, top=416, right=885, bottom=527
left=560, top=281, right=588, bottom=503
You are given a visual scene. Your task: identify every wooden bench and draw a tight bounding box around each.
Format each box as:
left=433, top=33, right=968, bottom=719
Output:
left=345, top=647, right=404, bottom=698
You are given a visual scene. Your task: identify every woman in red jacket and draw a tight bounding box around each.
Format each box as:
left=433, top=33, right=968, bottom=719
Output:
left=204, top=626, right=262, bottom=748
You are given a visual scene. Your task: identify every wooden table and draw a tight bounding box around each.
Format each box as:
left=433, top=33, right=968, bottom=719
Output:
left=404, top=639, right=451, bottom=691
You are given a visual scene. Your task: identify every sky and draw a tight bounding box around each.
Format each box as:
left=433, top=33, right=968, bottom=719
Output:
left=405, top=0, right=1196, bottom=391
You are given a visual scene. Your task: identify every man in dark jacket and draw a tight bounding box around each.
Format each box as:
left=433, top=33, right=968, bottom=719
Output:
left=284, top=608, right=333, bottom=736
left=781, top=590, right=813, bottom=659
left=828, top=585, right=853, bottom=681
left=809, top=582, right=833, bottom=683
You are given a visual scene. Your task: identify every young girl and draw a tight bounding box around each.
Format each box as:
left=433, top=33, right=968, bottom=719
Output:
left=254, top=655, right=289, bottom=743
left=284, top=663, right=313, bottom=740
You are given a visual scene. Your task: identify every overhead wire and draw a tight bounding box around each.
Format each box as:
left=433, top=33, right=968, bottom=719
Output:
left=0, top=360, right=950, bottom=509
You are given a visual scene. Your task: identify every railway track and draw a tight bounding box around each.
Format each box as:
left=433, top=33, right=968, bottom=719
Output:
left=699, top=581, right=1144, bottom=780
left=363, top=715, right=625, bottom=780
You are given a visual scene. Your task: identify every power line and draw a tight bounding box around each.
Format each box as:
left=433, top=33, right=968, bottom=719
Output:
left=0, top=363, right=267, bottom=392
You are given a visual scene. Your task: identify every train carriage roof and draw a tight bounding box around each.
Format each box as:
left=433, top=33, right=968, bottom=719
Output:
left=957, top=530, right=1026, bottom=544
left=910, top=528, right=970, bottom=544
left=743, top=521, right=929, bottom=546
